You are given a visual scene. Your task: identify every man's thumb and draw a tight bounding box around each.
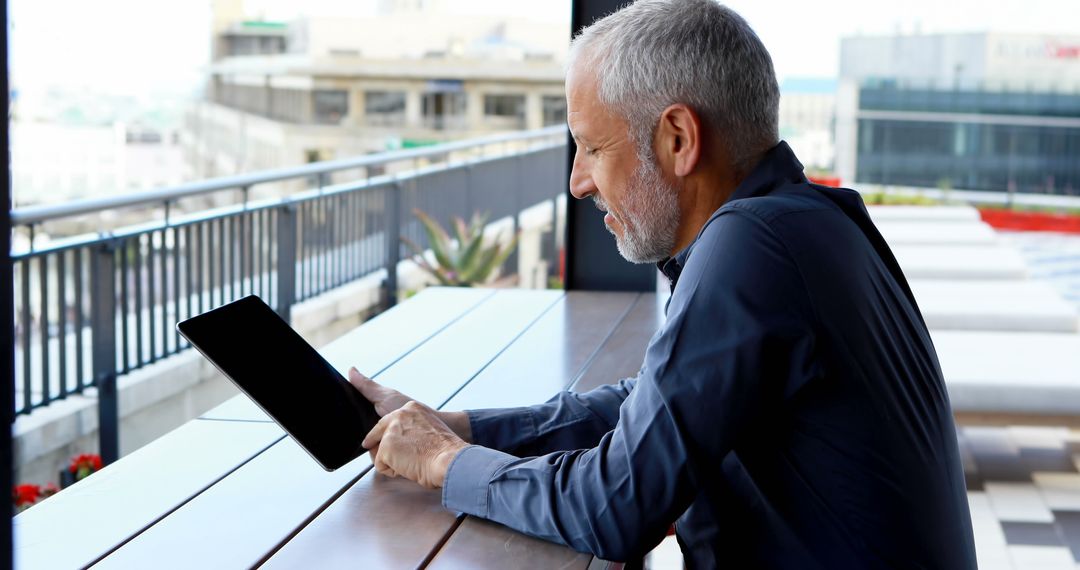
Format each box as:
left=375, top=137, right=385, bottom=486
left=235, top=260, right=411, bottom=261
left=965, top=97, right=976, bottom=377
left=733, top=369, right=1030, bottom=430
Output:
left=348, top=367, right=375, bottom=394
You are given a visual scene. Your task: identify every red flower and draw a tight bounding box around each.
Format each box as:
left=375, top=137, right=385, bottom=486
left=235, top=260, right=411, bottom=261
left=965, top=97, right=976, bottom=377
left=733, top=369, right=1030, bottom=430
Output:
left=13, top=484, right=40, bottom=507
left=69, top=453, right=103, bottom=481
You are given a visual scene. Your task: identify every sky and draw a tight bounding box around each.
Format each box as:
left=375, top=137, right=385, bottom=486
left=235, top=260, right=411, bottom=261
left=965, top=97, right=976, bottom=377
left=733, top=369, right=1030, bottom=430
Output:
left=8, top=0, right=1080, bottom=100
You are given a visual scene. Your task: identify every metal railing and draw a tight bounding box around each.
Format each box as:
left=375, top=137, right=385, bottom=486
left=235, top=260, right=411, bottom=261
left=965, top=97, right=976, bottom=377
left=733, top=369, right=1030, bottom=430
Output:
left=10, top=126, right=568, bottom=463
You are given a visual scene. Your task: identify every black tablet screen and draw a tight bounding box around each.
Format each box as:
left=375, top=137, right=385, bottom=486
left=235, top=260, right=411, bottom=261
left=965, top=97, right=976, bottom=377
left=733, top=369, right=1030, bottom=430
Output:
left=177, top=295, right=379, bottom=470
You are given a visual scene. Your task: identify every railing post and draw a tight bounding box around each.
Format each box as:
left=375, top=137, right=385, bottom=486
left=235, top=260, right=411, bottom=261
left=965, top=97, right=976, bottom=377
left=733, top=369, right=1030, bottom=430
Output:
left=276, top=201, right=297, bottom=323
left=509, top=155, right=522, bottom=280
left=384, top=181, right=401, bottom=309
left=91, top=239, right=119, bottom=464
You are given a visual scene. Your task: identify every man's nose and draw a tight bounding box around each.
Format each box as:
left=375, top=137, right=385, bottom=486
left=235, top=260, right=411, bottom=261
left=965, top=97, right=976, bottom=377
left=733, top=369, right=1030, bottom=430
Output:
left=568, top=155, right=596, bottom=200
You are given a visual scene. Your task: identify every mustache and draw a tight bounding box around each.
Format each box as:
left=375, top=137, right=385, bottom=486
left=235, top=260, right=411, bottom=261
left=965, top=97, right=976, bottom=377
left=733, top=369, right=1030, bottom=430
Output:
left=592, top=196, right=608, bottom=213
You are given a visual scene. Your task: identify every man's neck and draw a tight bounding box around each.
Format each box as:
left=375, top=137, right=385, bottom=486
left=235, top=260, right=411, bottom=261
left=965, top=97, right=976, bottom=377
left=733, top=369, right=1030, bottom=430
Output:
left=670, top=164, right=745, bottom=255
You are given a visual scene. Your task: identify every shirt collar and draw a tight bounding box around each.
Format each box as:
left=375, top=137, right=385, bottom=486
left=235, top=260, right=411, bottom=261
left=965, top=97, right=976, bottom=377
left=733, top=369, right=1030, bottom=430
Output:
left=655, top=141, right=805, bottom=290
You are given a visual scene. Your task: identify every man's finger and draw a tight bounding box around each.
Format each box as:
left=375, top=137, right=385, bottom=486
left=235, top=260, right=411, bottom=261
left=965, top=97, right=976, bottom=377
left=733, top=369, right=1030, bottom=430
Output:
left=362, top=415, right=390, bottom=449
left=348, top=367, right=376, bottom=394
left=373, top=445, right=396, bottom=478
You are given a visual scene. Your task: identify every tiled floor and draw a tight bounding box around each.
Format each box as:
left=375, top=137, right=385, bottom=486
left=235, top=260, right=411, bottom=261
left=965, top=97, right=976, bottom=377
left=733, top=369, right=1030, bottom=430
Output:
left=964, top=426, right=1080, bottom=569
left=646, top=425, right=1080, bottom=569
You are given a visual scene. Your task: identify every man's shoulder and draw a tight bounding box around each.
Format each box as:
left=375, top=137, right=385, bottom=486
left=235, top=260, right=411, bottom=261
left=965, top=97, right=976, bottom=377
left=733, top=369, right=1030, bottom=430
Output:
left=719, top=182, right=837, bottom=224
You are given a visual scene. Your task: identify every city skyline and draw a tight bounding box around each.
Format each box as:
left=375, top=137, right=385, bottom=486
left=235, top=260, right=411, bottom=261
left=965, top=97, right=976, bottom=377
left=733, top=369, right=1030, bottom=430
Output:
left=10, top=0, right=1080, bottom=101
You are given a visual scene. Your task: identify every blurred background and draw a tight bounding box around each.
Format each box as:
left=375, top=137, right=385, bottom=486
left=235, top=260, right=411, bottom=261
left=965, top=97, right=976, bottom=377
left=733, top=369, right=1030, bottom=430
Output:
left=7, top=1, right=1080, bottom=568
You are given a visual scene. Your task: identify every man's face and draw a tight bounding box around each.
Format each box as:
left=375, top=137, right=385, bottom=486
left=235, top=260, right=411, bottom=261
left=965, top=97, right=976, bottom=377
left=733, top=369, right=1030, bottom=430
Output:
left=566, top=68, right=680, bottom=264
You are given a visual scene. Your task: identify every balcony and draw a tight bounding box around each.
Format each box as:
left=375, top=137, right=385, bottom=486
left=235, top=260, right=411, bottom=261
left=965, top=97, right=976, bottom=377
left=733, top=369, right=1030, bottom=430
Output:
left=10, top=127, right=568, bottom=483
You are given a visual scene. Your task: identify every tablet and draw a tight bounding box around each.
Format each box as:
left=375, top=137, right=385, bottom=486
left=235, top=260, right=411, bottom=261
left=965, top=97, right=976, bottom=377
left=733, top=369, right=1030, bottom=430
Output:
left=177, top=295, right=380, bottom=471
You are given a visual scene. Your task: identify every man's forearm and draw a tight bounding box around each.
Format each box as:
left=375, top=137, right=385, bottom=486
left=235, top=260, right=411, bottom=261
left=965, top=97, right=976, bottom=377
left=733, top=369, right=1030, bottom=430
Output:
left=438, top=411, right=472, bottom=443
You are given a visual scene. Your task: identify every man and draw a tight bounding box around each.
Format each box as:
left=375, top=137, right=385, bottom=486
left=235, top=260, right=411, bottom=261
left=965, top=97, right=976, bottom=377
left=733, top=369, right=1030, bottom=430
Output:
left=351, top=0, right=977, bottom=567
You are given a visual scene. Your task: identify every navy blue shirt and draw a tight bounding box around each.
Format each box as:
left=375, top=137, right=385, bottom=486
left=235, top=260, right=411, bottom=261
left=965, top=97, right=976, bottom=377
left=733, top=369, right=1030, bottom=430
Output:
left=442, top=142, right=977, bottom=568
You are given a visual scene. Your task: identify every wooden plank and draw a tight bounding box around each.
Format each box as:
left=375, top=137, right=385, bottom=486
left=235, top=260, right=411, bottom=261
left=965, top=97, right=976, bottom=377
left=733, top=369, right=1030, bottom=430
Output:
left=426, top=517, right=592, bottom=570
left=261, top=291, right=637, bottom=569
left=571, top=293, right=660, bottom=393
left=259, top=467, right=455, bottom=569
left=200, top=286, right=495, bottom=421
left=95, top=289, right=563, bottom=569
left=14, top=420, right=284, bottom=570
left=423, top=292, right=642, bottom=569
left=443, top=291, right=640, bottom=410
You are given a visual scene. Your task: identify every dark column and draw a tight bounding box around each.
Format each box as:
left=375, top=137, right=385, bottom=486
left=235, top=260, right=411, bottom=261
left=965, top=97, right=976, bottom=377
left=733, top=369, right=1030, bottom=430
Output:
left=565, top=0, right=656, bottom=292
left=3, top=0, right=16, bottom=566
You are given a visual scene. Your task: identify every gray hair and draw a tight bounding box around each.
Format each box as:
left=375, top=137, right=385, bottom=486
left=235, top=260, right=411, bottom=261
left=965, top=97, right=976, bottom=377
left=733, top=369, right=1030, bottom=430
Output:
left=569, top=0, right=780, bottom=171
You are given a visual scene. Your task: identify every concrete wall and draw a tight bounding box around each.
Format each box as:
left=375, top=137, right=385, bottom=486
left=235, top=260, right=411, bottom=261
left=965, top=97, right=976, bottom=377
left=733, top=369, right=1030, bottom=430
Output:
left=12, top=198, right=562, bottom=486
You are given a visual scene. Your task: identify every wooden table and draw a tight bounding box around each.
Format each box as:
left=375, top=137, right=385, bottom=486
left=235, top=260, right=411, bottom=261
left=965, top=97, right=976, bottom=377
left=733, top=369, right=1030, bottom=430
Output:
left=14, top=288, right=664, bottom=569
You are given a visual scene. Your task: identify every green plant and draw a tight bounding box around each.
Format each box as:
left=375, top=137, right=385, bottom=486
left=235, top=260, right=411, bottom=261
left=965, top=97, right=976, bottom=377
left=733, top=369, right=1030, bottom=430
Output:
left=402, top=209, right=519, bottom=287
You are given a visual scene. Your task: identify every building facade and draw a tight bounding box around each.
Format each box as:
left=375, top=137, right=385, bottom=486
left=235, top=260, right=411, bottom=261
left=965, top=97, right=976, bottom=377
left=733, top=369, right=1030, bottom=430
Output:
left=834, top=33, right=1080, bottom=195
left=183, top=10, right=568, bottom=192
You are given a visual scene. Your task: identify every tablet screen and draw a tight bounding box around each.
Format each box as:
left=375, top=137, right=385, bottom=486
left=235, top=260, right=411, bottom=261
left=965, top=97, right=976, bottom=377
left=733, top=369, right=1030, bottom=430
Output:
left=177, top=295, right=380, bottom=471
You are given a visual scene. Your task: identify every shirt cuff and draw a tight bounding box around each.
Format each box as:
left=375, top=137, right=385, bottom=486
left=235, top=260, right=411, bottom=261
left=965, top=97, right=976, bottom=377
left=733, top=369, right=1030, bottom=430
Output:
left=465, top=407, right=537, bottom=451
left=442, top=444, right=517, bottom=518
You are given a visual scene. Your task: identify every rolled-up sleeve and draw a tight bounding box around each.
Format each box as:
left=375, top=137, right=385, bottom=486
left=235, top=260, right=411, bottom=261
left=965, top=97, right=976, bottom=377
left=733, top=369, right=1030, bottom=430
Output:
left=442, top=209, right=818, bottom=561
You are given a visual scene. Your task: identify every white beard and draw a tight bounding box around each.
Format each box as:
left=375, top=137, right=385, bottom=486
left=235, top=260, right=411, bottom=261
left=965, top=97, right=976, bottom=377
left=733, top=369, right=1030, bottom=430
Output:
left=595, top=149, right=680, bottom=264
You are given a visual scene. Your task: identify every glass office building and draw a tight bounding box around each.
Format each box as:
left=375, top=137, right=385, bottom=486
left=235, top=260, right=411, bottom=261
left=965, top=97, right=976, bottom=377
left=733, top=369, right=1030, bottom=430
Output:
left=835, top=33, right=1080, bottom=196
left=855, top=86, right=1080, bottom=194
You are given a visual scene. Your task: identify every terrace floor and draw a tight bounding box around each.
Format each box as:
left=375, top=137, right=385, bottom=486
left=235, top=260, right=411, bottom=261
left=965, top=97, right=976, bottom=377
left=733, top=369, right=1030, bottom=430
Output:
left=646, top=425, right=1080, bottom=569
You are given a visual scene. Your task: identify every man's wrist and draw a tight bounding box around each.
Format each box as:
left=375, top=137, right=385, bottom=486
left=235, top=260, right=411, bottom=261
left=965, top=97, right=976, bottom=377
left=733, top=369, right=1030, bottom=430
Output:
left=433, top=441, right=469, bottom=487
left=438, top=411, right=473, bottom=443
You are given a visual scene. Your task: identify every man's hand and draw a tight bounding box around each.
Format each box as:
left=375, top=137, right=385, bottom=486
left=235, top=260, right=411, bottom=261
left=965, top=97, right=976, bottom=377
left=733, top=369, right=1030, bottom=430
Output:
left=348, top=367, right=413, bottom=416
left=361, top=400, right=469, bottom=489
left=347, top=367, right=473, bottom=442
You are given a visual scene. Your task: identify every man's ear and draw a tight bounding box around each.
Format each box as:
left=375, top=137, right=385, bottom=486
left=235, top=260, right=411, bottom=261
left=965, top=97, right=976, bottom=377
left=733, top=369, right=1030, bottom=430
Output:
left=655, top=104, right=702, bottom=178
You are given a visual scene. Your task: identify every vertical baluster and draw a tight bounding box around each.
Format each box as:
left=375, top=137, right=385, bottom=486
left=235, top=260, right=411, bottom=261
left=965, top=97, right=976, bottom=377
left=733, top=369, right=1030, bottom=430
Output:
left=159, top=229, right=168, bottom=357
left=185, top=225, right=194, bottom=341
left=303, top=202, right=311, bottom=300
left=229, top=215, right=237, bottom=301
left=364, top=191, right=372, bottom=274
left=339, top=193, right=347, bottom=285
left=57, top=250, right=68, bottom=399
left=173, top=226, right=182, bottom=352
left=20, top=259, right=32, bottom=412
left=265, top=209, right=274, bottom=304
left=217, top=218, right=225, bottom=306
left=197, top=223, right=205, bottom=315
left=335, top=194, right=342, bottom=287
left=222, top=217, right=230, bottom=302
left=314, top=199, right=322, bottom=295
left=120, top=240, right=130, bottom=372
left=268, top=209, right=276, bottom=307
left=39, top=254, right=51, bottom=405
left=254, top=210, right=262, bottom=299
left=247, top=211, right=254, bottom=295
left=320, top=197, right=329, bottom=293
left=147, top=232, right=157, bottom=362
left=74, top=248, right=85, bottom=392
left=233, top=215, right=240, bottom=300
left=134, top=235, right=144, bottom=365
left=348, top=191, right=356, bottom=280
left=199, top=221, right=207, bottom=310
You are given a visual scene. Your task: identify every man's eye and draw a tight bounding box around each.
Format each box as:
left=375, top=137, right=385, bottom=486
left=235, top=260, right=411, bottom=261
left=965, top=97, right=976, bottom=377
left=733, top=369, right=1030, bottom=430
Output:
left=585, top=147, right=598, bottom=156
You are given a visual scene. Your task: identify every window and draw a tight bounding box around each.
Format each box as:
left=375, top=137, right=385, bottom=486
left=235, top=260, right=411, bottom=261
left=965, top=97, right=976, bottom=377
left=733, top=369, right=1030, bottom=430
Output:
left=313, top=90, right=348, bottom=125
left=483, top=94, right=526, bottom=129
left=421, top=92, right=467, bottom=130
left=542, top=95, right=566, bottom=126
left=484, top=94, right=525, bottom=118
left=364, top=91, right=406, bottom=126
